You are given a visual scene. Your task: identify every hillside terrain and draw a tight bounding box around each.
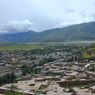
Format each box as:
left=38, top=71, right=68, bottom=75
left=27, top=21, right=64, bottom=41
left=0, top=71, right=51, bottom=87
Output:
left=0, top=21, right=95, bottom=42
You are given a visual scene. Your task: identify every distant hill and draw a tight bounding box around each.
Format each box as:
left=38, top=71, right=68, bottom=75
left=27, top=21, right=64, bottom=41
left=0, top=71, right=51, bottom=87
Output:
left=0, top=21, right=95, bottom=42
left=0, top=31, right=38, bottom=42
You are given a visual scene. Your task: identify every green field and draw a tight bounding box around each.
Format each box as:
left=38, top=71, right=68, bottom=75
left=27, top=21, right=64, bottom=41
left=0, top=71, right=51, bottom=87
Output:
left=82, top=52, right=91, bottom=59
left=0, top=44, right=47, bottom=51
left=88, top=47, right=95, bottom=51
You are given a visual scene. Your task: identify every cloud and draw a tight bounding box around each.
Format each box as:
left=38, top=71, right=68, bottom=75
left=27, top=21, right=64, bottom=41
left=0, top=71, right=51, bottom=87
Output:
left=54, top=13, right=95, bottom=28
left=0, top=0, right=95, bottom=32
left=0, top=20, right=35, bottom=34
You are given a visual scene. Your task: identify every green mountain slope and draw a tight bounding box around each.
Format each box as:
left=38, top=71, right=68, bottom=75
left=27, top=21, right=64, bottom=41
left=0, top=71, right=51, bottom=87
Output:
left=0, top=21, right=95, bottom=42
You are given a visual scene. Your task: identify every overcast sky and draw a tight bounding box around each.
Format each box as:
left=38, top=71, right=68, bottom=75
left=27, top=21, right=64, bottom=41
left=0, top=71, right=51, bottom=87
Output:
left=0, top=0, right=95, bottom=33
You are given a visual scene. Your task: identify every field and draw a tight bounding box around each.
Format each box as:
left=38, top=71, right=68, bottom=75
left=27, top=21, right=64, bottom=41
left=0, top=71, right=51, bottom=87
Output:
left=0, top=44, right=48, bottom=51
left=88, top=47, right=95, bottom=51
left=82, top=52, right=91, bottom=59
left=82, top=45, right=95, bottom=59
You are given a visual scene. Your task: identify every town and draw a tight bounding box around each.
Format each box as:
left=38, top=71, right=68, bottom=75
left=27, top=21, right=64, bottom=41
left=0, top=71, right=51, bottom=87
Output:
left=0, top=43, right=95, bottom=95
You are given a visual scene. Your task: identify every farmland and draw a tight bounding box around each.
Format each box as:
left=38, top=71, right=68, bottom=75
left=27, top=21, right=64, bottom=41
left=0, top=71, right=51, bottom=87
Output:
left=0, top=44, right=47, bottom=51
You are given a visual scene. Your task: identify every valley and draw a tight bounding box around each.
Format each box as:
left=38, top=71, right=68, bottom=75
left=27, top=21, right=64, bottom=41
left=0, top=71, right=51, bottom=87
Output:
left=0, top=42, right=95, bottom=95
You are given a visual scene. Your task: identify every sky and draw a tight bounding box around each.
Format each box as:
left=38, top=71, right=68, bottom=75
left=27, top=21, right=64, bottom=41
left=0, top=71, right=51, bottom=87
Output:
left=0, top=0, right=95, bottom=33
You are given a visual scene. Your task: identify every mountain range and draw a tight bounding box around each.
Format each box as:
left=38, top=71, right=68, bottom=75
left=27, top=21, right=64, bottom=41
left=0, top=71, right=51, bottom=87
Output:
left=0, top=21, right=95, bottom=42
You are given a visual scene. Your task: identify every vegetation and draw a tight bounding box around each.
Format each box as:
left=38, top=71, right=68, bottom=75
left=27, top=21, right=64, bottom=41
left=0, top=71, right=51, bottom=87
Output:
left=88, top=48, right=95, bottom=51
left=21, top=56, right=56, bottom=76
left=0, top=44, right=47, bottom=51
left=82, top=45, right=95, bottom=60
left=6, top=92, right=24, bottom=95
left=0, top=73, right=17, bottom=85
left=21, top=64, right=41, bottom=76
left=82, top=52, right=91, bottom=59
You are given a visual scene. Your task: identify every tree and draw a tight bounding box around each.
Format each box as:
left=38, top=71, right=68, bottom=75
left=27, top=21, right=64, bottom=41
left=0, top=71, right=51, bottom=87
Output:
left=0, top=73, right=17, bottom=85
left=0, top=77, right=2, bottom=85
left=21, top=64, right=28, bottom=76
left=10, top=73, right=17, bottom=83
